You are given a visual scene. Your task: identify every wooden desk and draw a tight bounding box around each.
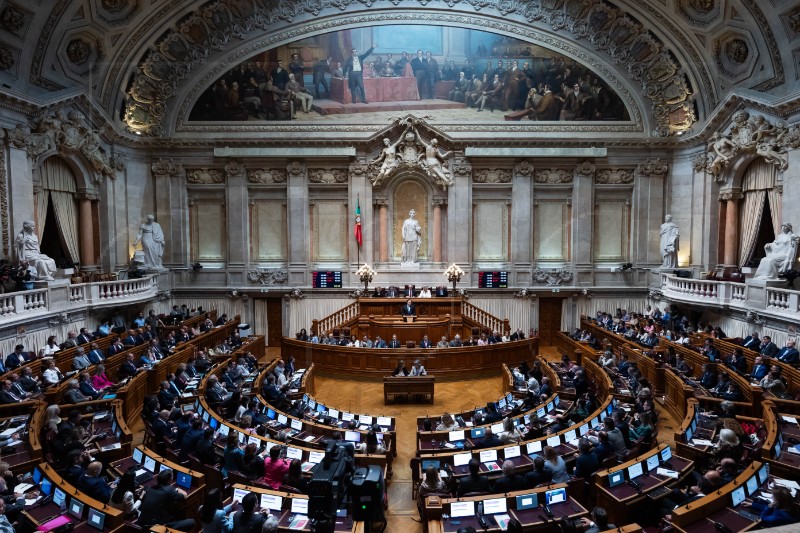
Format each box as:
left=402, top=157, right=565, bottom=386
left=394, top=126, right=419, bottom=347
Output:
left=384, top=376, right=434, bottom=404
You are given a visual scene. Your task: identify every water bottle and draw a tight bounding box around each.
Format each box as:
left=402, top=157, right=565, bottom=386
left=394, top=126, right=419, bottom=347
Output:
left=59, top=497, right=66, bottom=513
left=477, top=501, right=483, bottom=516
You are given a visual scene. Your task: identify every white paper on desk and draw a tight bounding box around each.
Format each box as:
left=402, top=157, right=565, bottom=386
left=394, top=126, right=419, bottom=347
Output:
left=304, top=436, right=315, bottom=442
left=465, top=421, right=474, bottom=427
left=0, top=426, right=22, bottom=437
left=439, top=470, right=449, bottom=478
left=618, top=389, right=630, bottom=394
left=656, top=468, right=678, bottom=479
left=14, top=483, right=33, bottom=493
left=101, top=443, right=122, bottom=451
left=181, top=392, right=193, bottom=397
left=786, top=446, right=800, bottom=455
left=773, top=478, right=800, bottom=490
left=569, top=439, right=580, bottom=447
left=444, top=443, right=456, bottom=449
left=782, top=415, right=799, bottom=424
left=495, top=514, right=511, bottom=531
left=691, top=438, right=714, bottom=446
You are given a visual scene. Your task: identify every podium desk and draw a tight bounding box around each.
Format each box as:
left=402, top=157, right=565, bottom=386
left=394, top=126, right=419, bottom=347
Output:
left=383, top=376, right=434, bottom=404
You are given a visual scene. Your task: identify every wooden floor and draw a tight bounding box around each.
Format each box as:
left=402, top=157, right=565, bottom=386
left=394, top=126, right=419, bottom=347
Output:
left=309, top=346, right=682, bottom=532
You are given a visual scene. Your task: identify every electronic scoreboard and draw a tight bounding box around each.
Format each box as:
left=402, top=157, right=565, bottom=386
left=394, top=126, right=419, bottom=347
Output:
left=312, top=271, right=342, bottom=288
left=478, top=271, right=508, bottom=288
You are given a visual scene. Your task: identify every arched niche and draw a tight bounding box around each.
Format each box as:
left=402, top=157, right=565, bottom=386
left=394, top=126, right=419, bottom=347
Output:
left=389, top=173, right=433, bottom=262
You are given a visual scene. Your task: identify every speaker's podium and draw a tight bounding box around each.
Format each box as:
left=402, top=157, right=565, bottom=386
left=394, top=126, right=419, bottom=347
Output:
left=403, top=315, right=416, bottom=323
left=383, top=376, right=435, bottom=404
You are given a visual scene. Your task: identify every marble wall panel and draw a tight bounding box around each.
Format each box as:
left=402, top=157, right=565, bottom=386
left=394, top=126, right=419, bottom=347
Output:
left=594, top=201, right=629, bottom=261
left=535, top=201, right=569, bottom=261
left=191, top=200, right=226, bottom=261
left=251, top=200, right=287, bottom=262
left=312, top=201, right=347, bottom=261
left=473, top=201, right=508, bottom=261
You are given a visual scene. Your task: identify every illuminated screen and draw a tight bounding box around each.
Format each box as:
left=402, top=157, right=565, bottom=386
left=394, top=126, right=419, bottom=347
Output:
left=646, top=454, right=660, bottom=472
left=286, top=447, right=303, bottom=460
left=579, top=424, right=589, bottom=436
left=341, top=412, right=354, bottom=422
left=308, top=451, right=324, bottom=464
left=537, top=408, right=546, bottom=418
left=176, top=472, right=192, bottom=489
left=483, top=497, right=507, bottom=515
left=143, top=456, right=157, bottom=473
left=470, top=428, right=485, bottom=438
left=232, top=488, right=249, bottom=504
left=87, top=509, right=105, bottom=531
left=53, top=488, right=65, bottom=507
left=563, top=429, right=577, bottom=442
left=68, top=498, right=85, bottom=519
left=527, top=441, right=542, bottom=454
left=547, top=402, right=554, bottom=412
left=132, top=448, right=143, bottom=464
left=450, top=501, right=474, bottom=518
left=453, top=453, right=471, bottom=467
left=757, top=464, right=768, bottom=485
left=448, top=430, right=465, bottom=442
left=479, top=450, right=497, bottom=463
left=660, top=447, right=672, bottom=462
left=291, top=498, right=309, bottom=515
left=491, top=423, right=504, bottom=435
left=291, top=419, right=303, bottom=431
left=344, top=431, right=361, bottom=442
left=546, top=435, right=561, bottom=448
left=328, top=408, right=339, bottom=419
left=746, top=475, right=759, bottom=496
left=516, top=494, right=538, bottom=510
left=504, top=446, right=520, bottom=459
left=731, top=486, right=746, bottom=507
left=545, top=488, right=567, bottom=505
left=277, top=414, right=288, bottom=425
left=261, top=494, right=283, bottom=511
left=608, top=470, right=624, bottom=487
left=40, top=478, right=52, bottom=496
left=627, top=462, right=643, bottom=480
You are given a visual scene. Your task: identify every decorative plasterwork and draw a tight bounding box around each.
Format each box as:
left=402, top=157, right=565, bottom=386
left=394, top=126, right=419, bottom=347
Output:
left=0, top=128, right=8, bottom=257
left=533, top=169, right=573, bottom=184
left=122, top=1, right=697, bottom=137
left=532, top=268, right=573, bottom=286
left=0, top=2, right=33, bottom=39
left=287, top=160, right=305, bottom=177
left=595, top=168, right=634, bottom=184
left=515, top=160, right=534, bottom=177
left=8, top=109, right=120, bottom=181
left=675, top=0, right=723, bottom=28
left=637, top=157, right=669, bottom=177
left=247, top=169, right=287, bottom=184
left=473, top=168, right=512, bottom=184
left=151, top=157, right=182, bottom=177
left=224, top=159, right=246, bottom=178
left=704, top=111, right=800, bottom=182
left=575, top=161, right=595, bottom=177
left=248, top=268, right=288, bottom=286
left=713, top=29, right=756, bottom=82
left=309, top=169, right=348, bottom=184
left=185, top=168, right=225, bottom=184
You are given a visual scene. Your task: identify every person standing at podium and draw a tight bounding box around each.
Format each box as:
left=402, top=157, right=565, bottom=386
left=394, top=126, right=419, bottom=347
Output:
left=401, top=299, right=416, bottom=316
left=410, top=359, right=427, bottom=376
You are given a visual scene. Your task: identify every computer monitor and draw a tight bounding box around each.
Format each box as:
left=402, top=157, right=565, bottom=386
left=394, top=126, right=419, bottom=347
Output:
left=546, top=435, right=561, bottom=448
left=690, top=419, right=697, bottom=433
left=470, top=427, right=486, bottom=439
left=592, top=417, right=600, bottom=428
left=506, top=393, right=514, bottom=404
left=480, top=450, right=498, bottom=463
left=202, top=411, right=210, bottom=423
left=40, top=478, right=52, bottom=496
left=483, top=497, right=507, bottom=515
left=516, top=493, right=538, bottom=510
left=86, top=509, right=105, bottom=531
left=277, top=414, right=288, bottom=426
left=328, top=408, right=339, bottom=419
left=731, top=486, right=747, bottom=508
left=685, top=427, right=693, bottom=442
left=143, top=455, right=157, bottom=473
left=261, top=494, right=283, bottom=511
left=218, top=424, right=229, bottom=438
left=450, top=501, right=475, bottom=518
left=504, top=445, right=520, bottom=459
left=646, top=454, right=660, bottom=472
left=308, top=399, right=316, bottom=410
left=302, top=394, right=309, bottom=403
left=376, top=416, right=392, bottom=427
left=545, top=487, right=567, bottom=505
left=627, top=462, right=643, bottom=480
left=342, top=412, right=354, bottom=422
left=497, top=398, right=507, bottom=410
left=176, top=472, right=192, bottom=490
left=264, top=408, right=275, bottom=420
left=286, top=447, right=303, bottom=460
left=660, top=446, right=672, bottom=462
left=449, top=430, right=465, bottom=442
left=453, top=453, right=471, bottom=467
left=563, top=429, right=577, bottom=442
left=344, top=431, right=361, bottom=442
left=537, top=407, right=546, bottom=418
left=359, top=415, right=373, bottom=425
left=746, top=475, right=759, bottom=496
left=579, top=424, right=589, bottom=436
left=53, top=488, right=66, bottom=508
left=232, top=488, right=249, bottom=504
left=291, top=498, right=309, bottom=515
left=247, top=435, right=260, bottom=446
left=68, top=498, right=85, bottom=520
left=132, top=447, right=143, bottom=464
left=555, top=395, right=561, bottom=406
left=608, top=470, right=625, bottom=487
left=209, top=417, right=218, bottom=430
left=421, top=459, right=440, bottom=470
left=32, top=467, right=42, bottom=485
left=308, top=451, right=324, bottom=464
left=315, top=403, right=326, bottom=414
left=491, top=423, right=504, bottom=435
left=546, top=402, right=554, bottom=412
left=606, top=404, right=614, bottom=416
left=527, top=441, right=542, bottom=454
left=291, top=418, right=302, bottom=431
left=757, top=464, right=769, bottom=485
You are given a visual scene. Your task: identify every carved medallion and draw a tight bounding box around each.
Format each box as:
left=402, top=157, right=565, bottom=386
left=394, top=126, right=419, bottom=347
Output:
left=0, top=4, right=25, bottom=33
left=473, top=168, right=512, bottom=183
left=247, top=169, right=287, bottom=184
left=66, top=38, right=92, bottom=65
left=309, top=169, right=347, bottom=184
left=0, top=44, right=14, bottom=71
left=532, top=268, right=573, bottom=286
left=595, top=169, right=634, bottom=184
left=637, top=158, right=669, bottom=177
left=151, top=158, right=182, bottom=177
left=533, top=169, right=572, bottom=184
left=248, top=268, right=288, bottom=286
left=186, top=169, right=224, bottom=184
left=101, top=0, right=129, bottom=11
left=724, top=39, right=749, bottom=64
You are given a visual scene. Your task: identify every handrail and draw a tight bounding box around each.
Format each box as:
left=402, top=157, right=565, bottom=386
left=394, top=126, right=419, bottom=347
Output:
left=312, top=300, right=360, bottom=336
left=461, top=300, right=510, bottom=334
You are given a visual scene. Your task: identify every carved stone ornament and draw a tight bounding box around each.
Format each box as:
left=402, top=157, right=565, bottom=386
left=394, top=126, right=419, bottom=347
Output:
left=707, top=111, right=799, bottom=182
left=575, top=161, right=595, bottom=177
left=0, top=127, right=8, bottom=257
left=247, top=268, right=288, bottom=286
left=473, top=168, right=512, bottom=183
left=0, top=5, right=25, bottom=34
left=515, top=160, right=534, bottom=177
left=691, top=152, right=710, bottom=172
left=349, top=162, right=368, bottom=177
left=367, top=116, right=454, bottom=190
left=532, top=268, right=574, bottom=286
left=595, top=169, right=634, bottom=184
left=247, top=169, right=287, bottom=184
left=224, top=159, right=245, bottom=177
left=151, top=157, right=182, bottom=177
left=0, top=44, right=14, bottom=71
left=287, top=160, right=305, bottom=177
left=309, top=169, right=348, bottom=184
left=186, top=168, right=225, bottom=184
left=66, top=38, right=92, bottom=65
left=637, top=157, right=669, bottom=176
left=101, top=0, right=129, bottom=12
left=534, top=169, right=573, bottom=184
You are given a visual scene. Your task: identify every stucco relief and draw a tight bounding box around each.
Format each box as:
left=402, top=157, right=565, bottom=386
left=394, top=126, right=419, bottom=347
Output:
left=309, top=169, right=348, bottom=184
left=533, top=169, right=572, bottom=184
left=247, top=169, right=287, bottom=184
left=186, top=168, right=225, bottom=184
left=473, top=169, right=512, bottom=183
left=595, top=169, right=634, bottom=184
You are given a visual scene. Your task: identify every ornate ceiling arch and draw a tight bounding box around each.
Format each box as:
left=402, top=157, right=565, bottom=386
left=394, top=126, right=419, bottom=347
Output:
left=116, top=0, right=709, bottom=138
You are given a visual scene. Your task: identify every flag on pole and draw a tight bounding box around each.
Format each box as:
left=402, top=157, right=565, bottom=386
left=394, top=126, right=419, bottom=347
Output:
left=354, top=197, right=362, bottom=247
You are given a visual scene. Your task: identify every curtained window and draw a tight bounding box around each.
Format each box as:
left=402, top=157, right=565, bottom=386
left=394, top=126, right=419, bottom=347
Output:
left=738, top=159, right=780, bottom=267
left=37, top=157, right=80, bottom=265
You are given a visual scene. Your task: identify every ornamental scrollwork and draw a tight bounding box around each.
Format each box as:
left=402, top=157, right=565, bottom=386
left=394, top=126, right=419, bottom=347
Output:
left=637, top=157, right=669, bottom=177
left=186, top=168, right=225, bottom=184
left=309, top=169, right=348, bottom=184
left=224, top=160, right=246, bottom=178
left=532, top=268, right=573, bottom=286
left=247, top=268, right=289, bottom=286
left=515, top=160, right=534, bottom=177
left=691, top=152, right=710, bottom=173
left=247, top=169, right=287, bottom=184
left=151, top=157, right=182, bottom=177
left=595, top=169, right=634, bottom=184
left=533, top=169, right=572, bottom=184
left=473, top=168, right=512, bottom=183
left=287, top=160, right=305, bottom=177
left=575, top=161, right=595, bottom=177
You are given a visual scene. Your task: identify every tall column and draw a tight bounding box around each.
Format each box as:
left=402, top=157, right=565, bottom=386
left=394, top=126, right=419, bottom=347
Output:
left=512, top=161, right=533, bottom=277
left=448, top=159, right=472, bottom=264
left=287, top=161, right=309, bottom=282
left=721, top=191, right=742, bottom=266
left=572, top=161, right=595, bottom=268
left=376, top=200, right=388, bottom=263
left=634, top=158, right=668, bottom=266
left=432, top=200, right=444, bottom=263
left=224, top=161, right=248, bottom=268
left=76, top=191, right=98, bottom=270
left=151, top=158, right=186, bottom=267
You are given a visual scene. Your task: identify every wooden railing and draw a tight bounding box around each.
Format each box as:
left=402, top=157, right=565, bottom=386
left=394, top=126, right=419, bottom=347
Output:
left=312, top=301, right=359, bottom=335
left=462, top=300, right=509, bottom=334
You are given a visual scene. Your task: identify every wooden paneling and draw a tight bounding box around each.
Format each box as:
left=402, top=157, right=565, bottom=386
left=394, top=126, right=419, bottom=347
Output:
left=538, top=297, right=564, bottom=346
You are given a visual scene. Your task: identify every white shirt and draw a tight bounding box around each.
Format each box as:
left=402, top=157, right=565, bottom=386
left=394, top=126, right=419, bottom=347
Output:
left=410, top=365, right=427, bottom=376
left=41, top=344, right=60, bottom=356
left=352, top=57, right=361, bottom=72
left=43, top=367, right=62, bottom=386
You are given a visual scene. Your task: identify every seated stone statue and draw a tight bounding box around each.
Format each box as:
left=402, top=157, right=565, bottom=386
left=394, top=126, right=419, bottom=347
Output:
left=754, top=223, right=800, bottom=280
left=15, top=220, right=56, bottom=281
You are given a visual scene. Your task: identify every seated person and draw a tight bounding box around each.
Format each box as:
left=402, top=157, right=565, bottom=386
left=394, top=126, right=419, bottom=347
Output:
left=741, top=486, right=798, bottom=527
left=775, top=340, right=799, bottom=364
left=492, top=460, right=524, bottom=493
left=456, top=459, right=490, bottom=496
left=409, top=359, right=427, bottom=376
left=77, top=461, right=112, bottom=503
left=435, top=413, right=459, bottom=431
left=391, top=360, right=409, bottom=376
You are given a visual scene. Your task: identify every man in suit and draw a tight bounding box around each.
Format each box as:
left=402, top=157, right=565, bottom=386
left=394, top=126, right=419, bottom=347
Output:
left=343, top=45, right=376, bottom=104
left=118, top=353, right=141, bottom=378
left=574, top=439, right=600, bottom=479
left=400, top=299, right=416, bottom=316
left=419, top=335, right=432, bottom=348
left=76, top=328, right=94, bottom=345
left=751, top=356, right=769, bottom=380
left=0, top=379, right=23, bottom=404
left=270, top=60, right=289, bottom=91
left=122, top=329, right=138, bottom=346
left=449, top=334, right=464, bottom=347
left=138, top=469, right=194, bottom=531
left=699, top=364, right=718, bottom=389
left=528, top=84, right=559, bottom=120
left=388, top=334, right=401, bottom=348
left=760, top=336, right=779, bottom=357
left=107, top=339, right=125, bottom=356
left=616, top=354, right=629, bottom=375
left=423, top=51, right=438, bottom=99
left=603, top=417, right=628, bottom=459
left=77, top=462, right=112, bottom=503
left=86, top=343, right=105, bottom=364
left=523, top=456, right=552, bottom=488
left=78, top=373, right=102, bottom=399
left=612, top=411, right=633, bottom=449
left=157, top=381, right=176, bottom=410
left=701, top=339, right=720, bottom=361
left=592, top=431, right=613, bottom=462
left=72, top=348, right=92, bottom=371
left=4, top=346, right=26, bottom=370
left=151, top=410, right=175, bottom=443
left=61, top=331, right=79, bottom=348
left=391, top=360, right=409, bottom=376
left=456, top=459, right=491, bottom=496
left=194, top=428, right=218, bottom=464
left=410, top=50, right=427, bottom=99
left=742, top=332, right=760, bottom=350
left=373, top=335, right=387, bottom=349
left=776, top=340, right=799, bottom=363
left=18, top=367, right=40, bottom=394
left=312, top=56, right=332, bottom=99
left=657, top=471, right=722, bottom=518
left=63, top=380, right=89, bottom=404
left=492, top=460, right=524, bottom=493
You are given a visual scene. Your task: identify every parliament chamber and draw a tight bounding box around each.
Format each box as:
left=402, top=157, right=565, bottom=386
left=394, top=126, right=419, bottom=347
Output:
left=3, top=0, right=800, bottom=532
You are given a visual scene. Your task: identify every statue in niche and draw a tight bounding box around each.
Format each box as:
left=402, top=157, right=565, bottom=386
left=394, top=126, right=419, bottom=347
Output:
left=754, top=223, right=799, bottom=280
left=133, top=214, right=165, bottom=270
left=659, top=214, right=680, bottom=269
left=401, top=209, right=422, bottom=264
left=15, top=220, right=56, bottom=281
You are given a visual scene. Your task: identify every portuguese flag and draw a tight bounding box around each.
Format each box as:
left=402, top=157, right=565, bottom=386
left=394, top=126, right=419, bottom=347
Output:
left=354, top=197, right=362, bottom=247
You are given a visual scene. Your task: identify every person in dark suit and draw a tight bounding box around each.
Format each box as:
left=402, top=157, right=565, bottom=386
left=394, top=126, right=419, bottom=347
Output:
left=592, top=431, right=613, bottom=463
left=657, top=471, right=722, bottom=519
left=456, top=459, right=491, bottom=496
left=122, top=330, right=138, bottom=346
left=391, top=360, right=409, bottom=376
left=523, top=457, right=552, bottom=488
left=77, top=461, right=112, bottom=503
left=742, top=332, right=760, bottom=350
left=400, top=299, right=416, bottom=316
left=759, top=336, right=779, bottom=357
left=0, top=380, right=23, bottom=404
left=419, top=335, right=432, bottom=348
left=616, top=354, right=630, bottom=375
left=17, top=367, right=40, bottom=394
left=373, top=336, right=387, bottom=348
left=76, top=328, right=94, bottom=345
left=157, top=381, right=176, bottom=411
left=312, top=57, right=332, bottom=99
left=138, top=469, right=194, bottom=531
left=388, top=334, right=402, bottom=348
left=151, top=410, right=174, bottom=443
left=194, top=428, right=218, bottom=465
left=612, top=411, right=633, bottom=450
left=118, top=354, right=141, bottom=379
left=492, top=460, right=524, bottom=493
left=78, top=373, right=103, bottom=400
left=474, top=428, right=502, bottom=449
left=751, top=356, right=769, bottom=380
left=775, top=341, right=799, bottom=364
left=573, top=439, right=600, bottom=479
left=86, top=343, right=105, bottom=364
left=699, top=364, right=718, bottom=389
left=343, top=45, right=376, bottom=104
left=63, top=380, right=89, bottom=404
left=107, top=339, right=125, bottom=356
left=4, top=346, right=25, bottom=370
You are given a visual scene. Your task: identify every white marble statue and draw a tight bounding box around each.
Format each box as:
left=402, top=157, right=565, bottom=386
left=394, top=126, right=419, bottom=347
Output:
left=371, top=134, right=404, bottom=186
left=659, top=214, right=680, bottom=269
left=416, top=133, right=453, bottom=187
left=133, top=214, right=165, bottom=269
left=15, top=220, right=56, bottom=281
left=401, top=209, right=422, bottom=264
left=754, top=223, right=799, bottom=280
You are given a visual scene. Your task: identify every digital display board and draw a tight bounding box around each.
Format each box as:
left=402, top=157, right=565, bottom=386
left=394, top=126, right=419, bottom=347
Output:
left=312, top=271, right=342, bottom=288
left=478, top=271, right=508, bottom=288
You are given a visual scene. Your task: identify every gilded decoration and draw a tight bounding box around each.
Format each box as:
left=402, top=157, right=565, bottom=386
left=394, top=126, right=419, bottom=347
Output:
left=473, top=169, right=512, bottom=184
left=309, top=169, right=348, bottom=184
left=533, top=169, right=573, bottom=184
left=247, top=169, right=287, bottom=184
left=124, top=1, right=694, bottom=137
left=393, top=180, right=428, bottom=261
left=186, top=168, right=225, bottom=184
